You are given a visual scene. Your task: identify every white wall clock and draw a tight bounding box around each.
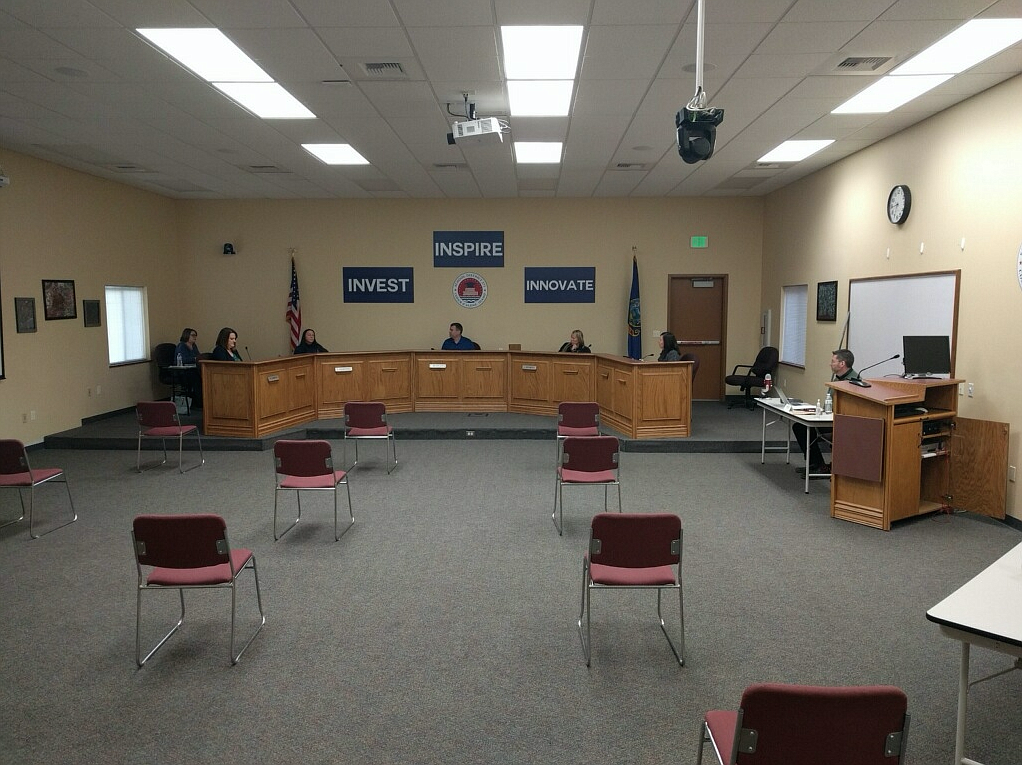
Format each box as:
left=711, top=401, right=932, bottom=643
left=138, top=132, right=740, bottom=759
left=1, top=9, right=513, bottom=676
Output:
left=1017, top=242, right=1022, bottom=293
left=887, top=184, right=911, bottom=224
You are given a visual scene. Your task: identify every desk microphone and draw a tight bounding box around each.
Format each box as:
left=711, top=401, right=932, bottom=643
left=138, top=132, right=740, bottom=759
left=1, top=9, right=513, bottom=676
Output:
left=244, top=345, right=250, bottom=360
left=857, top=353, right=899, bottom=375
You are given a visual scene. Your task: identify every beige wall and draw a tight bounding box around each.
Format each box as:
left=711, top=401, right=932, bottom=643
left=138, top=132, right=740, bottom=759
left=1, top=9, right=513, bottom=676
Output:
left=762, top=73, right=1022, bottom=520
left=174, top=197, right=764, bottom=359
left=0, top=149, right=180, bottom=443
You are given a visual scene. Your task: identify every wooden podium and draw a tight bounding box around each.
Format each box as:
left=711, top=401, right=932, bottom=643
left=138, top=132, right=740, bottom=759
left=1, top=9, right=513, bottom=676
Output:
left=828, top=378, right=961, bottom=530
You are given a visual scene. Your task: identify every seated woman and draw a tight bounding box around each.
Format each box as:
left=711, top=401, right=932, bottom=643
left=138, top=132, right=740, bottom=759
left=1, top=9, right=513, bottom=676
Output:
left=173, top=327, right=203, bottom=406
left=558, top=329, right=591, bottom=353
left=658, top=331, right=681, bottom=362
left=211, top=327, right=242, bottom=361
left=293, top=328, right=328, bottom=354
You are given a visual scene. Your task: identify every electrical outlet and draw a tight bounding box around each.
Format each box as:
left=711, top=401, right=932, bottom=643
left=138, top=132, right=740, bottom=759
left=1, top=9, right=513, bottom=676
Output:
left=967, top=383, right=974, bottom=397
left=958, top=383, right=964, bottom=396
left=30, top=411, right=36, bottom=421
left=1009, top=466, right=1017, bottom=483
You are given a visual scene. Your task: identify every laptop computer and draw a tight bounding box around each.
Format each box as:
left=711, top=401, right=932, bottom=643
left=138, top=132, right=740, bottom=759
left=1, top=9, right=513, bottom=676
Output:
left=774, top=387, right=818, bottom=413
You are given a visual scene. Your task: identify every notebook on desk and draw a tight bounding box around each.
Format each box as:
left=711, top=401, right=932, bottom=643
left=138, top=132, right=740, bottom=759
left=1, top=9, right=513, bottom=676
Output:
left=775, top=387, right=819, bottom=413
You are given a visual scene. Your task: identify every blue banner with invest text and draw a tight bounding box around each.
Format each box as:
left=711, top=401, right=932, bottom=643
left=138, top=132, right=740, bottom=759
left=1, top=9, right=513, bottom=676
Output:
left=343, top=267, right=414, bottom=303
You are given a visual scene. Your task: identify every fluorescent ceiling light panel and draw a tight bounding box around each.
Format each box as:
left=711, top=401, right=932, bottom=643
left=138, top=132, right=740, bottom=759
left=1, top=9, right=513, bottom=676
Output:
left=832, top=74, right=952, bottom=114
left=137, top=28, right=271, bottom=82
left=501, top=26, right=583, bottom=79
left=514, top=142, right=562, bottom=164
left=302, top=143, right=370, bottom=165
left=507, top=80, right=574, bottom=116
left=893, top=19, right=1022, bottom=76
left=759, top=140, right=834, bottom=163
left=215, top=82, right=316, bottom=119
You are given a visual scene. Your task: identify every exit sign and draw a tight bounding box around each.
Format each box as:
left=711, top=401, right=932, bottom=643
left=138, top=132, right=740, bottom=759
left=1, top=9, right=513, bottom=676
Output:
left=690, top=236, right=708, bottom=248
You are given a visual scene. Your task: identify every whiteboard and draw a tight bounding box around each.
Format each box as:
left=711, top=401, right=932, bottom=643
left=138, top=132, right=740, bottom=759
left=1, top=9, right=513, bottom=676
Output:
left=847, top=271, right=958, bottom=379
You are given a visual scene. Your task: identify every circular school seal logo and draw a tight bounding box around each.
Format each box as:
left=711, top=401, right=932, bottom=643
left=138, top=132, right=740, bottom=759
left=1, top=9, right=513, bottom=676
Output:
left=453, top=272, right=487, bottom=308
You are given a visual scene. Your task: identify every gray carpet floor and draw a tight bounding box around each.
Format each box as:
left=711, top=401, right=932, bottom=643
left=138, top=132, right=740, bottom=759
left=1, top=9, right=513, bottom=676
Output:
left=2, top=441, right=1020, bottom=764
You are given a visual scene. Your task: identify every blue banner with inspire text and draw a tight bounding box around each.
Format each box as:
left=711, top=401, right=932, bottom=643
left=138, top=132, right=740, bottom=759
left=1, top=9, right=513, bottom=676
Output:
left=524, top=267, right=596, bottom=303
left=433, top=230, right=504, bottom=267
left=343, top=267, right=414, bottom=303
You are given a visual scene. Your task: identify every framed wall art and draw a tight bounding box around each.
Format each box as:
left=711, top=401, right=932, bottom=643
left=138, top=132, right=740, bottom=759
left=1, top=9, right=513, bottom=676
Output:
left=16, top=297, right=37, bottom=332
left=42, top=279, right=77, bottom=320
left=83, top=299, right=101, bottom=327
left=816, top=280, right=838, bottom=322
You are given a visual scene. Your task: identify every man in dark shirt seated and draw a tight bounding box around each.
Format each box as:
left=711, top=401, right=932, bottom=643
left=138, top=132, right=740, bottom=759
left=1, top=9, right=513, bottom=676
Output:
left=795, top=348, right=861, bottom=475
left=441, top=322, right=477, bottom=350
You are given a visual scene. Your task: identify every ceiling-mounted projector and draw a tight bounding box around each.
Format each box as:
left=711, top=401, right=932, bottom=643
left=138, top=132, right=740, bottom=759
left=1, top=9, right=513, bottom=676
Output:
left=446, top=117, right=503, bottom=146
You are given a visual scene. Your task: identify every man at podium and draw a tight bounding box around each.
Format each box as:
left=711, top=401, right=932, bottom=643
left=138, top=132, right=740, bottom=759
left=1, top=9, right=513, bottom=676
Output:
left=795, top=349, right=861, bottom=474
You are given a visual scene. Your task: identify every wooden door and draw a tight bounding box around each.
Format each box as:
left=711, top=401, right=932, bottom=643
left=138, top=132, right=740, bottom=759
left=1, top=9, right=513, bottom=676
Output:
left=668, top=275, right=726, bottom=401
left=951, top=418, right=1009, bottom=518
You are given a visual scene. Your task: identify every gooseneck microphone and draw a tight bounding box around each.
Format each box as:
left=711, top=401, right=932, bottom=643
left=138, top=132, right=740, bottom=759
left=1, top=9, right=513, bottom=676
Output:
left=244, top=345, right=250, bottom=361
left=857, top=353, right=899, bottom=375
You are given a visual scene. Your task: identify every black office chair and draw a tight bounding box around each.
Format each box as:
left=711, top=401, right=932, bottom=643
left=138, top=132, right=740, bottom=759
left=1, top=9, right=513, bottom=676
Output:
left=725, top=346, right=778, bottom=410
left=679, top=352, right=700, bottom=381
left=153, top=343, right=190, bottom=412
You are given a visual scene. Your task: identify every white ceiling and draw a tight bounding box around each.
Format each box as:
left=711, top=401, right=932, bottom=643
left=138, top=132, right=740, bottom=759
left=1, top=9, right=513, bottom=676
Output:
left=1, top=0, right=1020, bottom=199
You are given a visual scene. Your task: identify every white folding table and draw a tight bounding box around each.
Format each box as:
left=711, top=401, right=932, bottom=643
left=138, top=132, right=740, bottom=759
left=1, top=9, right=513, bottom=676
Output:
left=756, top=396, right=833, bottom=493
left=926, top=541, right=1022, bottom=765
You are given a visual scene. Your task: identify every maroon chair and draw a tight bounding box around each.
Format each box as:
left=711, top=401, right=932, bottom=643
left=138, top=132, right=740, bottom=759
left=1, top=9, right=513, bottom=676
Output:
left=343, top=401, right=397, bottom=473
left=273, top=439, right=353, bottom=541
left=578, top=513, right=683, bottom=666
left=556, top=401, right=600, bottom=464
left=132, top=513, right=265, bottom=666
left=135, top=401, right=204, bottom=473
left=553, top=435, right=621, bottom=535
left=0, top=439, right=78, bottom=539
left=697, top=683, right=910, bottom=765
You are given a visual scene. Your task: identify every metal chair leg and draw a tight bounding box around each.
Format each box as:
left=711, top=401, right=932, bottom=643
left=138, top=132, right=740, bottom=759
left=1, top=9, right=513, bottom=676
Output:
left=28, top=477, right=77, bottom=539
left=577, top=560, right=592, bottom=666
left=175, top=431, right=204, bottom=473
left=137, top=588, right=186, bottom=667
left=273, top=487, right=302, bottom=541
left=229, top=555, right=265, bottom=665
left=552, top=479, right=563, bottom=535
left=137, top=435, right=169, bottom=472
left=334, top=480, right=355, bottom=541
left=655, top=585, right=685, bottom=665
left=0, top=490, right=26, bottom=530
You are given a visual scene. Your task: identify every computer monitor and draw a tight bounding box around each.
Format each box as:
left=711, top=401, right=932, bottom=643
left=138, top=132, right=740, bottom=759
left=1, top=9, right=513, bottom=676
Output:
left=902, top=335, right=951, bottom=377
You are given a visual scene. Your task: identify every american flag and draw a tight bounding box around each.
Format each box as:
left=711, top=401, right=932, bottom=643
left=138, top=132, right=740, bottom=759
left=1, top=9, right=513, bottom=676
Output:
left=286, top=257, right=301, bottom=350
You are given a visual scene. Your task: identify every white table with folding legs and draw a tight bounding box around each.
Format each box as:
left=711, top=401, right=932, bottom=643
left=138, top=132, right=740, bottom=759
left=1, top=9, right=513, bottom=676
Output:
left=755, top=397, right=832, bottom=493
left=926, top=541, right=1022, bottom=765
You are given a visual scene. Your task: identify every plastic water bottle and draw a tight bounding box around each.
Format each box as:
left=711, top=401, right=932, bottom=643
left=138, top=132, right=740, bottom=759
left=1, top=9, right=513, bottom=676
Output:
left=176, top=352, right=183, bottom=366
left=763, top=373, right=772, bottom=395
left=824, top=390, right=833, bottom=414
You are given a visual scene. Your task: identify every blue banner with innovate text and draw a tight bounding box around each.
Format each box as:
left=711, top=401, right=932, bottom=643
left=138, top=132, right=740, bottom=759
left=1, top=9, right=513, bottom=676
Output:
left=343, top=267, right=414, bottom=303
left=524, top=267, right=596, bottom=303
left=433, top=230, right=504, bottom=267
